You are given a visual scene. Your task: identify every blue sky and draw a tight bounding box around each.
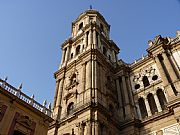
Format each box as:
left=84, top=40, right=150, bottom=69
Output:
left=0, top=0, right=180, bottom=106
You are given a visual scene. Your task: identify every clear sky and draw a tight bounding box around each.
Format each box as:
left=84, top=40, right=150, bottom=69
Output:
left=0, top=0, right=180, bottom=106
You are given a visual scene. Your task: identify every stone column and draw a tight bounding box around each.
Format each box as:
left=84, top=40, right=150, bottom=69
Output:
left=86, top=122, right=91, bottom=135
left=115, top=79, right=123, bottom=118
left=61, top=49, right=65, bottom=64
left=93, top=28, right=97, bottom=49
left=53, top=80, right=60, bottom=108
left=144, top=98, right=152, bottom=117
left=155, top=56, right=169, bottom=86
left=94, top=61, right=98, bottom=88
left=64, top=45, right=70, bottom=62
left=89, top=29, right=92, bottom=46
left=84, top=32, right=87, bottom=48
left=154, top=93, right=162, bottom=112
left=126, top=76, right=134, bottom=105
left=54, top=77, right=65, bottom=120
left=82, top=63, right=86, bottom=103
left=78, top=124, right=84, bottom=135
left=95, top=122, right=99, bottom=135
left=94, top=60, right=98, bottom=103
left=162, top=52, right=178, bottom=82
left=163, top=90, right=169, bottom=102
left=135, top=102, right=142, bottom=119
left=98, top=34, right=101, bottom=49
left=86, top=61, right=92, bottom=90
left=169, top=52, right=180, bottom=78
left=122, top=76, right=130, bottom=104
left=122, top=76, right=132, bottom=119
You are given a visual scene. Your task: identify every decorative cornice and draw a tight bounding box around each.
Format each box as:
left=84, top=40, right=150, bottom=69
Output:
left=72, top=10, right=110, bottom=30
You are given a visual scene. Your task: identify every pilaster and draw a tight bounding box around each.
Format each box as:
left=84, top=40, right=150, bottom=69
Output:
left=162, top=52, right=178, bottom=82
left=144, top=97, right=152, bottom=117
left=154, top=93, right=162, bottom=112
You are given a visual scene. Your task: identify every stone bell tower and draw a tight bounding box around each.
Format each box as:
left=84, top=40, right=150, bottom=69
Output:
left=48, top=9, right=126, bottom=135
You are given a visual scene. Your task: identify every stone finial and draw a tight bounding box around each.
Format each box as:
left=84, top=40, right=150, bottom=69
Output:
left=48, top=103, right=51, bottom=110
left=31, top=94, right=34, bottom=99
left=177, top=30, right=180, bottom=36
left=148, top=40, right=154, bottom=46
left=142, top=54, right=144, bottom=59
left=4, top=77, right=8, bottom=82
left=90, top=5, right=92, bottom=10
left=18, top=83, right=23, bottom=90
left=43, top=100, right=47, bottom=106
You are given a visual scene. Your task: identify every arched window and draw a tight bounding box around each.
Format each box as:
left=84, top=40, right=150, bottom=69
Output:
left=70, top=73, right=76, bottom=85
left=103, top=46, right=107, bottom=56
left=147, top=93, right=158, bottom=114
left=67, top=102, right=74, bottom=115
left=157, top=89, right=167, bottom=110
left=142, top=76, right=150, bottom=87
left=76, top=45, right=81, bottom=55
left=71, top=53, right=73, bottom=59
left=138, top=98, right=148, bottom=119
left=78, top=22, right=83, bottom=30
left=100, top=23, right=104, bottom=32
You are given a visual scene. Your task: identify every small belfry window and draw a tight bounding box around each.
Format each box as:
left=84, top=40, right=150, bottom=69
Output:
left=67, top=102, right=74, bottom=115
left=142, top=76, right=150, bottom=87
left=100, top=23, right=104, bottom=32
left=103, top=46, right=107, bottom=56
left=78, top=22, right=83, bottom=30
left=76, top=45, right=80, bottom=55
left=76, top=45, right=80, bottom=56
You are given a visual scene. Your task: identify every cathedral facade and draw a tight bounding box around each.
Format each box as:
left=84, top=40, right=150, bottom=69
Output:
left=48, top=9, right=180, bottom=135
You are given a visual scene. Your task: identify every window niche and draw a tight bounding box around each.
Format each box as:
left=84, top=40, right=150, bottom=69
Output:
left=142, top=76, right=150, bottom=87
left=152, top=75, right=158, bottom=81
left=134, top=84, right=140, bottom=89
left=76, top=45, right=81, bottom=56
left=100, top=23, right=104, bottom=32
left=78, top=22, right=83, bottom=30
left=103, top=46, right=107, bottom=56
left=67, top=102, right=74, bottom=115
left=138, top=98, right=148, bottom=119
left=71, top=53, right=74, bottom=59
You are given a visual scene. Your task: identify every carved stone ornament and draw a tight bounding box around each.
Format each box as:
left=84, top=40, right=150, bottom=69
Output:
left=66, top=69, right=79, bottom=90
left=148, top=35, right=169, bottom=47
left=0, top=102, right=7, bottom=122
left=133, top=66, right=156, bottom=82
left=64, top=90, right=78, bottom=103
left=16, top=115, right=34, bottom=129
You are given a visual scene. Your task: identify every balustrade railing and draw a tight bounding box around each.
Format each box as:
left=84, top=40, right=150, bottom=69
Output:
left=0, top=78, right=52, bottom=117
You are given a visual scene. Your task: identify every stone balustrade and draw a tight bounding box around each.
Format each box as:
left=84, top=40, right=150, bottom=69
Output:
left=0, top=78, right=52, bottom=117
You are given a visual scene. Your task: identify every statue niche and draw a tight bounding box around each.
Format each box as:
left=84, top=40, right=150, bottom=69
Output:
left=64, top=70, right=79, bottom=103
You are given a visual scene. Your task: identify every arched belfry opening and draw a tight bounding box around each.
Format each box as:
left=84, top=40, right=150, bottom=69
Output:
left=157, top=89, right=167, bottom=110
left=147, top=93, right=158, bottom=114
left=67, top=102, right=74, bottom=115
left=76, top=45, right=81, bottom=56
left=138, top=98, right=148, bottom=119
left=142, top=76, right=150, bottom=87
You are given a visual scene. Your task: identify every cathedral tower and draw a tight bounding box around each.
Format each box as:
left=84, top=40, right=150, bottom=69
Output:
left=48, top=9, right=180, bottom=135
left=48, top=9, right=135, bottom=135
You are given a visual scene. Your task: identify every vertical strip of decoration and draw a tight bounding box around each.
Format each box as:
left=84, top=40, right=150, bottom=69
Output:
left=0, top=105, right=7, bottom=122
left=8, top=112, right=20, bottom=135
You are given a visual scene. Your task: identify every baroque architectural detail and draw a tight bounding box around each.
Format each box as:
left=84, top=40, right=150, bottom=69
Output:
left=48, top=9, right=180, bottom=135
